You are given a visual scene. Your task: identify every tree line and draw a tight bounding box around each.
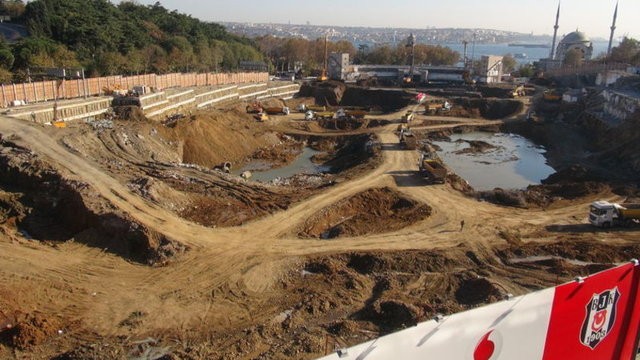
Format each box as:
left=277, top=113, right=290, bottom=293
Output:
left=256, top=35, right=461, bottom=76
left=0, top=0, right=263, bottom=82
left=0, top=0, right=638, bottom=84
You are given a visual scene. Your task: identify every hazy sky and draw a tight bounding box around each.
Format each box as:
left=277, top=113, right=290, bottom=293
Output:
left=116, top=0, right=639, bottom=39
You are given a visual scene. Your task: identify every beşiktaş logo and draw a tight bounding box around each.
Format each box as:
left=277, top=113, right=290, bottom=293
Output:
left=580, top=287, right=620, bottom=349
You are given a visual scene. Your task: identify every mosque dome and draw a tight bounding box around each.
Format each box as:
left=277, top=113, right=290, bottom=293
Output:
left=555, top=30, right=593, bottom=62
left=559, top=31, right=590, bottom=45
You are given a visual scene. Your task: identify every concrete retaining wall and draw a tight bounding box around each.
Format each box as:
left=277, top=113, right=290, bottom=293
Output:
left=3, top=82, right=300, bottom=124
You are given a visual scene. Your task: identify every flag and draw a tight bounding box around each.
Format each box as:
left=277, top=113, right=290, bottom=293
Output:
left=317, top=261, right=640, bottom=360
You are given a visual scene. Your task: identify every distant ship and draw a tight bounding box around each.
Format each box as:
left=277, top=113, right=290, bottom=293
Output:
left=514, top=53, right=527, bottom=59
left=508, top=43, right=550, bottom=48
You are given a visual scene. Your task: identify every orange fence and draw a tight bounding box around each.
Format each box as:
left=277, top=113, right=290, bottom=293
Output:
left=0, top=72, right=268, bottom=108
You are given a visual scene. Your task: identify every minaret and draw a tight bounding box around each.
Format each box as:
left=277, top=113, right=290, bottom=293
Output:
left=607, top=1, right=619, bottom=56
left=549, top=2, right=560, bottom=59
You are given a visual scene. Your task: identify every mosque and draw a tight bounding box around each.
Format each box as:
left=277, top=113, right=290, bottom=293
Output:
left=539, top=2, right=618, bottom=70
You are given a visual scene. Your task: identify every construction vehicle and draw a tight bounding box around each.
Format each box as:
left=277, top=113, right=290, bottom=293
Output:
left=399, top=128, right=417, bottom=150
left=402, top=110, right=415, bottom=123
left=263, top=106, right=290, bottom=115
left=313, top=111, right=336, bottom=120
left=254, top=112, right=269, bottom=122
left=424, top=101, right=451, bottom=114
left=511, top=85, right=526, bottom=98
left=419, top=151, right=447, bottom=184
left=345, top=109, right=367, bottom=119
left=543, top=90, right=562, bottom=102
left=589, top=201, right=640, bottom=228
left=306, top=105, right=327, bottom=112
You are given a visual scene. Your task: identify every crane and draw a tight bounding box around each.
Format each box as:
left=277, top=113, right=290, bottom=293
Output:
left=318, top=34, right=329, bottom=82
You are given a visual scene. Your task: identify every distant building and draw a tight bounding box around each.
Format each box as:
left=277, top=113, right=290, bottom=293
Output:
left=477, top=55, right=503, bottom=84
left=328, top=53, right=349, bottom=80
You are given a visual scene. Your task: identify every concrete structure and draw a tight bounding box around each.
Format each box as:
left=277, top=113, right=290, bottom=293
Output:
left=346, top=64, right=467, bottom=84
left=328, top=53, right=350, bottom=81
left=596, top=70, right=631, bottom=87
left=562, top=88, right=586, bottom=103
left=3, top=82, right=300, bottom=124
left=477, top=56, right=503, bottom=84
left=603, top=89, right=640, bottom=121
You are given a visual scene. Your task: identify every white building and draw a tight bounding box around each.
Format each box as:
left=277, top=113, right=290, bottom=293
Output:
left=477, top=55, right=503, bottom=84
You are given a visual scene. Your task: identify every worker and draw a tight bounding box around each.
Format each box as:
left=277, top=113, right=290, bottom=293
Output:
left=460, top=219, right=465, bottom=231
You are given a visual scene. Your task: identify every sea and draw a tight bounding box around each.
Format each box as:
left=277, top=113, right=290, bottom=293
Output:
left=441, top=41, right=610, bottom=65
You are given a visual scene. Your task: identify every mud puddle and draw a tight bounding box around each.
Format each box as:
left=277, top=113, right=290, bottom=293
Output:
left=237, top=147, right=330, bottom=182
left=433, top=132, right=555, bottom=190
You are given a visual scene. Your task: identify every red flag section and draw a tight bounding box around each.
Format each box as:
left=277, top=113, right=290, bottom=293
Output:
left=543, top=261, right=640, bottom=359
left=317, top=261, right=640, bottom=360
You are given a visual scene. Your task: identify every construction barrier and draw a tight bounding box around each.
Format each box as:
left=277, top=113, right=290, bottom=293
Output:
left=0, top=72, right=269, bottom=108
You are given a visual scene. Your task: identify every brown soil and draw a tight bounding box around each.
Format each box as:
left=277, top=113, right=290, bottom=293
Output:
left=0, top=83, right=639, bottom=359
left=299, top=187, right=432, bottom=239
left=453, top=139, right=498, bottom=155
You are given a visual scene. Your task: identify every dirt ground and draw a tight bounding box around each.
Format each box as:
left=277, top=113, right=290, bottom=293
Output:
left=0, top=83, right=639, bottom=359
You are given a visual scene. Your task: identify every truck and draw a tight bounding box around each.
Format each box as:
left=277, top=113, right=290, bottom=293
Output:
left=399, top=128, right=417, bottom=150
left=263, top=106, right=290, bottom=115
left=589, top=201, right=640, bottom=228
left=424, top=101, right=452, bottom=114
left=419, top=151, right=447, bottom=184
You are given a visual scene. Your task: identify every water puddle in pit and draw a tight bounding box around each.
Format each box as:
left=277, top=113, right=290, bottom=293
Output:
left=433, top=132, right=555, bottom=191
left=237, top=147, right=330, bottom=182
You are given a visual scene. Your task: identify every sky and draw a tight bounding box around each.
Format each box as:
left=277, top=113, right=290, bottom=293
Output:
left=114, top=0, right=639, bottom=40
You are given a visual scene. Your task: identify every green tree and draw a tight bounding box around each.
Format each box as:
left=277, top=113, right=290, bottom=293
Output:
left=502, top=54, right=517, bottom=73
left=609, top=37, right=640, bottom=65
left=563, top=48, right=584, bottom=68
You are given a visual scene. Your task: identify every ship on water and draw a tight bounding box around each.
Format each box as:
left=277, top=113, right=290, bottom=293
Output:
left=508, top=43, right=550, bottom=48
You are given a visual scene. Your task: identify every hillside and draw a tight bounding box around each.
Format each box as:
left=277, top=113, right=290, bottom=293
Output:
left=0, top=0, right=264, bottom=80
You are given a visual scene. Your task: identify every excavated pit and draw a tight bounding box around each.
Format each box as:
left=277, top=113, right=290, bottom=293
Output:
left=298, top=187, right=431, bottom=239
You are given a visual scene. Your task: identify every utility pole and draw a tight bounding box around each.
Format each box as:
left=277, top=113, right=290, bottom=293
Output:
left=462, top=40, right=469, bottom=69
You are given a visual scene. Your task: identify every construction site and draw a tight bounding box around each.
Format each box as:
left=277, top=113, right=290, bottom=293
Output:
left=1, top=68, right=640, bottom=359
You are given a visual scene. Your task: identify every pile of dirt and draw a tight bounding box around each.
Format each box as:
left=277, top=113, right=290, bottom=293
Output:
left=299, top=187, right=431, bottom=239
left=0, top=312, right=62, bottom=350
left=0, top=139, right=186, bottom=265
left=298, top=81, right=347, bottom=106
left=113, top=105, right=147, bottom=121
left=453, top=140, right=498, bottom=155
left=173, top=110, right=285, bottom=169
